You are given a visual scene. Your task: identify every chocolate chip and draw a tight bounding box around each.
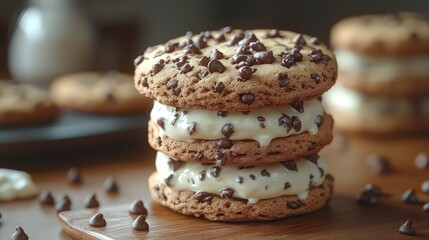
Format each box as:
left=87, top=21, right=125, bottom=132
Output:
left=249, top=41, right=266, bottom=52
left=282, top=160, right=297, bottom=171
left=133, top=55, right=144, bottom=66
left=208, top=60, right=226, bottom=73
left=103, top=176, right=119, bottom=193
left=194, top=35, right=207, bottom=49
left=242, top=111, right=249, bottom=115
left=423, top=203, right=429, bottom=213
left=164, top=174, right=174, bottom=187
left=194, top=192, right=214, bottom=203
left=277, top=73, right=289, bottom=88
left=168, top=158, right=182, bottom=172
left=249, top=174, right=256, bottom=180
left=210, top=166, right=221, bottom=178
left=287, top=201, right=301, bottom=209
left=367, top=154, right=392, bottom=174
left=129, top=200, right=148, bottom=215
left=56, top=195, right=71, bottom=213
left=236, top=176, right=244, bottom=184
left=421, top=180, right=429, bottom=193
left=197, top=57, right=209, bottom=68
left=220, top=188, right=234, bottom=198
left=164, top=42, right=177, bottom=53
left=67, top=167, right=82, bottom=184
left=11, top=226, right=29, bottom=240
left=314, top=115, right=324, bottom=127
left=291, top=49, right=303, bottom=62
left=228, top=33, right=244, bottom=46
left=284, top=182, right=291, bottom=190
left=292, top=34, right=306, bottom=46
left=180, top=63, right=193, bottom=74
left=84, top=193, right=100, bottom=208
left=152, top=62, right=164, bottom=74
left=215, top=33, right=226, bottom=42
left=356, top=190, right=378, bottom=205
left=216, top=138, right=233, bottom=149
left=157, top=117, right=165, bottom=130
left=309, top=49, right=331, bottom=64
left=221, top=123, right=234, bottom=138
left=188, top=122, right=197, bottom=135
left=131, top=215, right=149, bottom=231
left=399, top=220, right=416, bottom=236
left=183, top=44, right=202, bottom=55
left=311, top=73, right=321, bottom=84
left=238, top=66, right=256, bottom=81
left=266, top=29, right=282, bottom=38
left=238, top=33, right=258, bottom=46
left=254, top=51, right=274, bottom=64
left=402, top=189, right=418, bottom=204
left=210, top=49, right=224, bottom=60
left=185, top=31, right=194, bottom=38
left=307, top=142, right=317, bottom=150
left=211, top=82, right=225, bottom=95
left=281, top=54, right=295, bottom=68
left=292, top=116, right=302, bottom=132
left=240, top=93, right=255, bottom=104
left=174, top=55, right=188, bottom=68
left=318, top=167, right=324, bottom=177
left=39, top=191, right=55, bottom=205
left=217, top=111, right=228, bottom=117
left=261, top=169, right=270, bottom=177
left=199, top=170, right=206, bottom=181
left=167, top=78, right=178, bottom=89
left=232, top=54, right=248, bottom=64
left=307, top=154, right=319, bottom=165
left=363, top=184, right=381, bottom=197
left=290, top=101, right=304, bottom=113
left=197, top=71, right=209, bottom=80
left=140, top=77, right=148, bottom=87
left=415, top=152, right=429, bottom=169
left=221, top=26, right=233, bottom=33
left=279, top=114, right=292, bottom=132
left=214, top=151, right=227, bottom=166
left=309, top=37, right=320, bottom=45
left=89, top=213, right=106, bottom=228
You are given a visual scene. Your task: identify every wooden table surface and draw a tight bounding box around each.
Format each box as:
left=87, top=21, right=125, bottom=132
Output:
left=1, top=132, right=429, bottom=240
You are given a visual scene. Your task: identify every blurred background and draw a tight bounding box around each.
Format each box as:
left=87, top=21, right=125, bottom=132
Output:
left=1, top=0, right=428, bottom=78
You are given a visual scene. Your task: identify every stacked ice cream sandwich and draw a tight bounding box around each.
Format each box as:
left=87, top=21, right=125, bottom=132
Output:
left=134, top=28, right=337, bottom=221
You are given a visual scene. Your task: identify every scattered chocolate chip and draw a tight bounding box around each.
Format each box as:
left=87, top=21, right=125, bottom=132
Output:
left=214, top=81, right=225, bottom=93
left=257, top=116, right=266, bottom=128
left=282, top=160, right=297, bottom=171
left=287, top=201, right=301, bottom=209
left=232, top=54, right=248, bottom=64
left=199, top=56, right=210, bottom=67
left=421, top=180, right=429, bottom=193
left=415, top=152, right=429, bottom=169
left=238, top=66, right=256, bottom=81
left=254, top=51, right=274, bottom=64
left=221, top=123, right=234, bottom=138
left=220, top=188, right=234, bottom=198
left=56, top=195, right=71, bottom=213
left=279, top=114, right=292, bottom=132
left=89, top=213, right=106, bottom=228
left=168, top=158, right=182, bottom=172
left=266, top=29, right=281, bottom=38
left=249, top=174, right=256, bottom=180
left=39, top=191, right=55, bottom=205
left=402, top=189, right=418, bottom=204
left=238, top=33, right=258, bottom=46
left=356, top=190, right=378, bottom=205
left=166, top=79, right=178, bottom=90
left=210, top=166, right=221, bottom=178
left=208, top=60, right=226, bottom=73
left=164, top=42, right=176, bottom=53
left=199, top=170, right=206, bottom=181
left=197, top=71, right=209, bottom=80
left=174, top=56, right=188, bottom=68
left=222, top=26, right=233, bottom=33
left=84, top=193, right=100, bottom=208
left=367, top=154, right=392, bottom=174
left=215, top=33, right=226, bottom=42
left=292, top=116, right=302, bottom=132
left=103, top=176, right=119, bottom=193
left=187, top=122, right=197, bottom=135
left=129, top=200, right=148, bottom=215
left=249, top=41, right=266, bottom=52
left=210, top=49, right=224, bottom=60
left=284, top=182, right=291, bottom=190
left=183, top=44, right=202, bottom=55
left=309, top=37, right=320, bottom=45
left=307, top=142, right=317, bottom=150
left=261, top=169, right=270, bottom=177
left=307, top=154, right=319, bottom=165
left=291, top=49, right=303, bottom=62
left=290, top=101, right=304, bottom=113
left=164, top=174, right=174, bottom=187
left=194, top=35, right=207, bottom=49
left=363, top=184, right=381, bottom=197
left=132, top=215, right=149, bottom=231
left=240, top=93, right=255, bottom=104
left=157, top=117, right=165, bottom=130
left=281, top=54, right=295, bottom=68
left=314, top=115, right=324, bottom=127
left=152, top=62, right=164, bottom=74
left=195, top=192, right=214, bottom=203
left=214, top=151, right=227, bottom=166
left=217, top=111, right=228, bottom=117
left=309, top=49, right=330, bottom=64
left=133, top=55, right=144, bottom=66
left=140, top=77, right=148, bottom=87
left=423, top=202, right=429, bottom=213
left=399, top=220, right=416, bottom=236
left=236, top=176, right=244, bottom=184
left=11, top=226, right=29, bottom=240
left=292, top=34, right=306, bottom=46
left=277, top=73, right=289, bottom=88
left=311, top=73, right=321, bottom=84
left=180, top=63, right=193, bottom=74
left=67, top=167, right=82, bottom=184
left=216, top=138, right=233, bottom=149
left=227, top=33, right=244, bottom=46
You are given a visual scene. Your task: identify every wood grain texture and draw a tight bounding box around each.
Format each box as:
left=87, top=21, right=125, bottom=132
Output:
left=1, top=133, right=429, bottom=239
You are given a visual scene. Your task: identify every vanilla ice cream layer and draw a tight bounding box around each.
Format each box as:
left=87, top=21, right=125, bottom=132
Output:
left=150, top=99, right=324, bottom=147
left=155, top=152, right=328, bottom=204
left=335, top=49, right=429, bottom=81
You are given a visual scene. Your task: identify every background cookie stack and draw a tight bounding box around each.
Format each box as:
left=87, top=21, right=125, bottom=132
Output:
left=326, top=12, right=429, bottom=134
left=134, top=28, right=337, bottom=221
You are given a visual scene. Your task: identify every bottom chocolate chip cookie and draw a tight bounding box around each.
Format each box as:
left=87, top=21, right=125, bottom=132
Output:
left=149, top=172, right=333, bottom=222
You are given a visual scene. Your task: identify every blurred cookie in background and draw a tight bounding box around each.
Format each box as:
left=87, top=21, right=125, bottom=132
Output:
left=0, top=81, right=59, bottom=127
left=50, top=71, right=152, bottom=115
left=326, top=12, right=429, bottom=134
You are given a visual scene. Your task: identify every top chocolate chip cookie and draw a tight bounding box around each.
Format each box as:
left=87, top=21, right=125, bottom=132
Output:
left=134, top=28, right=337, bottom=111
left=331, top=12, right=429, bottom=56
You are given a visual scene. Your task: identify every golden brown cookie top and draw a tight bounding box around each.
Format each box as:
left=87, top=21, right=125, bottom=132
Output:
left=331, top=12, right=429, bottom=56
left=134, top=28, right=337, bottom=111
